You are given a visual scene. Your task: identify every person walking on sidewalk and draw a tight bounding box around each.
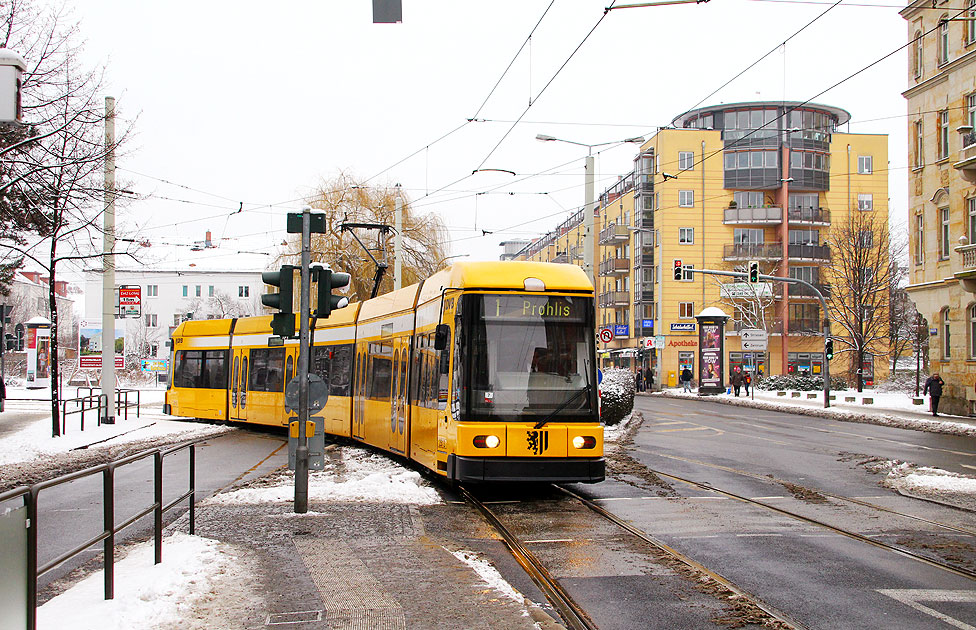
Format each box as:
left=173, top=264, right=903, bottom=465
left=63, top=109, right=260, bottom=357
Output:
left=923, top=373, right=945, bottom=417
left=730, top=367, right=743, bottom=397
left=635, top=367, right=644, bottom=393
left=743, top=372, right=752, bottom=396
left=681, top=367, right=693, bottom=393
left=0, top=377, right=5, bottom=412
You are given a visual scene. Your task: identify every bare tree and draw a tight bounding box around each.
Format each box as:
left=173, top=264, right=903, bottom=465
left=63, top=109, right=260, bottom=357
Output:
left=0, top=3, right=134, bottom=435
left=712, top=260, right=778, bottom=332
left=823, top=210, right=892, bottom=391
left=277, top=173, right=448, bottom=302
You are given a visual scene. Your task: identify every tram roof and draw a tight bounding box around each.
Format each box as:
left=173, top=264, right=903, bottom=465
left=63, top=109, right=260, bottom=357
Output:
left=417, top=261, right=592, bottom=303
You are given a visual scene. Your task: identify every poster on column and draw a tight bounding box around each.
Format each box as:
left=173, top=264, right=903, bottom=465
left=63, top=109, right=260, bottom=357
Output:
left=26, top=323, right=51, bottom=389
left=699, top=323, right=722, bottom=389
left=78, top=319, right=125, bottom=369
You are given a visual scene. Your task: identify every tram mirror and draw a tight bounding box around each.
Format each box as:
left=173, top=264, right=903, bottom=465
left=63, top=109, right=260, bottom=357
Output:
left=434, top=324, right=449, bottom=351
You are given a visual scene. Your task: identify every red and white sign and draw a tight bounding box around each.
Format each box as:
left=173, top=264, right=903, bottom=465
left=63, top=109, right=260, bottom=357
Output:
left=599, top=328, right=614, bottom=343
left=119, top=285, right=141, bottom=318
left=80, top=355, right=125, bottom=369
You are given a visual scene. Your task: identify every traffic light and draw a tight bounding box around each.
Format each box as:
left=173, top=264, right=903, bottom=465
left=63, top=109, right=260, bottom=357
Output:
left=825, top=339, right=834, bottom=361
left=748, top=260, right=759, bottom=283
left=673, top=259, right=683, bottom=281
left=262, top=265, right=296, bottom=338
left=314, top=267, right=351, bottom=319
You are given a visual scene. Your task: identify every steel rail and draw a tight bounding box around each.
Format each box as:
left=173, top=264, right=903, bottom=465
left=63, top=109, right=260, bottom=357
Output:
left=459, top=486, right=597, bottom=630
left=649, top=468, right=976, bottom=582
left=652, top=451, right=976, bottom=537
left=557, top=485, right=804, bottom=630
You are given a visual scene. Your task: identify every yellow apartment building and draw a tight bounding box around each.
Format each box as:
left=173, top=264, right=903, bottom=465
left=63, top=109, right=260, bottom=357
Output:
left=514, top=100, right=889, bottom=389
left=903, top=2, right=976, bottom=415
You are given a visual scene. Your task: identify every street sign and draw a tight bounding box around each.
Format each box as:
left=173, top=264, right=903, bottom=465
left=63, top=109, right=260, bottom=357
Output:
left=741, top=329, right=768, bottom=342
left=742, top=339, right=768, bottom=351
left=119, top=285, right=141, bottom=318
left=599, top=328, right=614, bottom=343
left=642, top=337, right=653, bottom=349
left=654, top=335, right=666, bottom=349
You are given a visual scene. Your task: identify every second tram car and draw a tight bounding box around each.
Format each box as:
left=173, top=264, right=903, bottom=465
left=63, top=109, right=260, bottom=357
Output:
left=164, top=261, right=604, bottom=483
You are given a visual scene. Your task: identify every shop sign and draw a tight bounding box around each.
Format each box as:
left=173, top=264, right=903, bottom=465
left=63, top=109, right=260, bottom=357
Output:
left=671, top=322, right=696, bottom=332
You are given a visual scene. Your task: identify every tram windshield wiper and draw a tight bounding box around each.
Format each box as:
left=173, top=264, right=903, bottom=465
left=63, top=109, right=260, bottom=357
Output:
left=533, top=385, right=590, bottom=430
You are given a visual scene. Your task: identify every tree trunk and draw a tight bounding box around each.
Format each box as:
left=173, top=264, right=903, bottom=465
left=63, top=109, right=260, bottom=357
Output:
left=49, top=240, right=60, bottom=437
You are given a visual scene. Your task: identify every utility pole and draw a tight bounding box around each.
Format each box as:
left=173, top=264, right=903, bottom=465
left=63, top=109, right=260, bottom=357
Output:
left=583, top=154, right=595, bottom=287
left=295, top=207, right=312, bottom=513
left=394, top=185, right=402, bottom=291
left=100, top=96, right=116, bottom=424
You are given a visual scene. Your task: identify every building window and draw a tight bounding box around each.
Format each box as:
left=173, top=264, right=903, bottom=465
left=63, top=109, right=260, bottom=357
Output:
left=146, top=284, right=158, bottom=297
left=857, top=156, right=872, bottom=174
left=182, top=285, right=188, bottom=297
left=733, top=228, right=764, bottom=245
left=150, top=343, right=158, bottom=357
left=969, top=0, right=976, bottom=44
left=145, top=313, right=158, bottom=328
left=789, top=229, right=820, bottom=246
left=938, top=110, right=950, bottom=160
left=679, top=302, right=695, bottom=318
left=733, top=191, right=764, bottom=208
left=679, top=190, right=694, bottom=207
left=940, top=206, right=950, bottom=260
left=858, top=230, right=874, bottom=249
left=678, top=151, right=694, bottom=170
left=969, top=305, right=976, bottom=359
left=913, top=30, right=923, bottom=78
left=915, top=213, right=924, bottom=265
left=914, top=120, right=924, bottom=168
left=173, top=314, right=182, bottom=326
left=857, top=194, right=873, bottom=212
left=682, top=263, right=694, bottom=281
left=939, top=15, right=950, bottom=65
left=239, top=285, right=249, bottom=298
left=943, top=307, right=951, bottom=359
left=195, top=285, right=201, bottom=297
left=679, top=227, right=694, bottom=244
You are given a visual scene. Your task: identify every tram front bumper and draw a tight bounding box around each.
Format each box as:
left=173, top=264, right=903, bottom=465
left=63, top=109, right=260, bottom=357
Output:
left=449, top=455, right=605, bottom=484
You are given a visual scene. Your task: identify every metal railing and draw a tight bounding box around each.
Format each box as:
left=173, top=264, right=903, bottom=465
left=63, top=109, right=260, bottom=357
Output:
left=598, top=257, right=630, bottom=276
left=0, top=439, right=203, bottom=630
left=787, top=243, right=830, bottom=262
left=787, top=207, right=830, bottom=225
left=73, top=387, right=141, bottom=422
left=723, top=242, right=783, bottom=260
left=58, top=394, right=108, bottom=433
left=723, top=206, right=782, bottom=224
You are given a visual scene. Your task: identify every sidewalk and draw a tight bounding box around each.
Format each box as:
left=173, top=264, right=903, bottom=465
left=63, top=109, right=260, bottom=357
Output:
left=648, top=387, right=976, bottom=436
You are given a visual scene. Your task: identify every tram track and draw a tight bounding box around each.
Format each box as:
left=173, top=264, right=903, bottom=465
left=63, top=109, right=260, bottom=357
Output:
left=642, top=464, right=976, bottom=583
left=460, top=485, right=801, bottom=630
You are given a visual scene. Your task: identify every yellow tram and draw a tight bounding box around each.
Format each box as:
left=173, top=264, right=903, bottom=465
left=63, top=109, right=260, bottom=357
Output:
left=164, top=261, right=604, bottom=483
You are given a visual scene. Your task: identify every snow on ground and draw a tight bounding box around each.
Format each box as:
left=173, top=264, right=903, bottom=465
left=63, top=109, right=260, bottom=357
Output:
left=0, top=387, right=233, bottom=467
left=448, top=548, right=524, bottom=604
left=659, top=387, right=976, bottom=437
left=864, top=460, right=976, bottom=512
left=36, top=532, right=256, bottom=630
left=207, top=447, right=442, bottom=506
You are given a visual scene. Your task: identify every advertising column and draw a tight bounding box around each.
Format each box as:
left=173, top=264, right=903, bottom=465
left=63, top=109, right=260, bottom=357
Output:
left=696, top=307, right=729, bottom=396
left=25, top=317, right=52, bottom=389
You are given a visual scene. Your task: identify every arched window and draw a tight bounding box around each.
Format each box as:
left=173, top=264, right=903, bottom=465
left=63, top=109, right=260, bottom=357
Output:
left=942, top=307, right=952, bottom=359
left=969, top=304, right=976, bottom=359
left=939, top=16, right=950, bottom=65
left=913, top=30, right=923, bottom=78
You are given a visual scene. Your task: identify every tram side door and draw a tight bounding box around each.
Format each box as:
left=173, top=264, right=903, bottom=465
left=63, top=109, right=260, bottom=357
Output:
left=231, top=348, right=248, bottom=422
left=390, top=339, right=408, bottom=454
left=353, top=342, right=367, bottom=440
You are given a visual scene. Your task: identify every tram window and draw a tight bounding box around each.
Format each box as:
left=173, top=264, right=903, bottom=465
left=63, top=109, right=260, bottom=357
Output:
left=232, top=356, right=239, bottom=392
left=249, top=347, right=285, bottom=392
left=368, top=355, right=393, bottom=401
left=331, top=344, right=353, bottom=397
left=241, top=357, right=248, bottom=392
left=285, top=355, right=294, bottom=386
left=173, top=349, right=228, bottom=389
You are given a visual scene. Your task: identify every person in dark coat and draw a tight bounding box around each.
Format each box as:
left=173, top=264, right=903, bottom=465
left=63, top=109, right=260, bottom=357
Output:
left=923, top=373, right=945, bottom=417
left=644, top=368, right=653, bottom=392
left=730, top=368, right=744, bottom=397
left=743, top=372, right=752, bottom=396
left=0, top=377, right=5, bottom=412
left=681, top=367, right=693, bottom=392
left=635, top=368, right=643, bottom=392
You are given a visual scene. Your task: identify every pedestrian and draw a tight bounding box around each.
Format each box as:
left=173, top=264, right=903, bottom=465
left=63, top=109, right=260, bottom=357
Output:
left=730, top=367, right=743, bottom=397
left=644, top=368, right=652, bottom=392
left=635, top=367, right=643, bottom=392
left=743, top=372, right=752, bottom=396
left=0, top=376, right=5, bottom=412
left=923, top=373, right=946, bottom=417
left=681, top=367, right=693, bottom=393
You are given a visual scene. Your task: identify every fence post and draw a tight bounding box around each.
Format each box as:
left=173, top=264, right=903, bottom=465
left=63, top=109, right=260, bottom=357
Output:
left=103, top=467, right=114, bottom=600
left=27, top=489, right=38, bottom=630
left=189, top=445, right=196, bottom=535
left=154, top=450, right=163, bottom=565
left=136, top=389, right=140, bottom=418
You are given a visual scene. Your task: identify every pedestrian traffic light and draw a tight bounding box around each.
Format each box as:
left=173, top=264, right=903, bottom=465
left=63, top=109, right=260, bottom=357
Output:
left=314, top=267, right=351, bottom=319
left=748, top=261, right=759, bottom=283
left=673, top=259, right=683, bottom=281
left=825, top=339, right=834, bottom=361
left=262, top=265, right=296, bottom=338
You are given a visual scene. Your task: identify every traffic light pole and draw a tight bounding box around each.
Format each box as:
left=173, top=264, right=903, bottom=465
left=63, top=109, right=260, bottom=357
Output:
left=683, top=267, right=832, bottom=409
left=295, top=208, right=312, bottom=513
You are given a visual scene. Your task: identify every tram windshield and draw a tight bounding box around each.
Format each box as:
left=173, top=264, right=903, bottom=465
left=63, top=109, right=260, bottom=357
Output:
left=464, top=294, right=596, bottom=421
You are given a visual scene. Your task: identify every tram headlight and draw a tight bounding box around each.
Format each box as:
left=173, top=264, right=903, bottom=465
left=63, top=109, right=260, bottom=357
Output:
left=572, top=435, right=596, bottom=449
left=473, top=435, right=500, bottom=449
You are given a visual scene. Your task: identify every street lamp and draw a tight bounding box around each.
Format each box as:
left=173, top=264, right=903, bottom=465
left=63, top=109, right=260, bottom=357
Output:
left=534, top=134, right=645, bottom=286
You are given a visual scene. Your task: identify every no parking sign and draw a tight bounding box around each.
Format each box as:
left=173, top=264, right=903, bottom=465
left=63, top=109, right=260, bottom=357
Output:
left=599, top=328, right=614, bottom=343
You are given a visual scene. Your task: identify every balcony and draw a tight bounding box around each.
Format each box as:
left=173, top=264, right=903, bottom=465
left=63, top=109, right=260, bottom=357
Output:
left=634, top=282, right=654, bottom=304
left=551, top=251, right=570, bottom=264
left=723, top=242, right=783, bottom=261
left=636, top=253, right=654, bottom=267
left=954, top=243, right=976, bottom=293
left=723, top=205, right=782, bottom=225
left=787, top=207, right=830, bottom=226
left=788, top=318, right=822, bottom=334
left=955, top=128, right=976, bottom=184
left=598, top=258, right=630, bottom=277
left=570, top=245, right=584, bottom=261
left=598, top=223, right=630, bottom=245
left=599, top=291, right=630, bottom=308
left=788, top=244, right=830, bottom=263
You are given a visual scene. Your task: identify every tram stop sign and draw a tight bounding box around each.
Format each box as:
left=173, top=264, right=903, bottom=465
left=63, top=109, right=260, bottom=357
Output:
left=285, top=373, right=330, bottom=413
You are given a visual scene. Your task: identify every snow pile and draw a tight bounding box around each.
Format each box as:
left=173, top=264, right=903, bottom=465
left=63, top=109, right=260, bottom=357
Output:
left=209, top=448, right=442, bottom=506
left=866, top=459, right=976, bottom=511
left=448, top=549, right=524, bottom=603
left=604, top=411, right=638, bottom=444
left=36, top=532, right=254, bottom=630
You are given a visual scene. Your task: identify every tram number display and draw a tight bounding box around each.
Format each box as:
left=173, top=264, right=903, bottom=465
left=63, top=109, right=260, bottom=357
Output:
left=484, top=296, right=587, bottom=322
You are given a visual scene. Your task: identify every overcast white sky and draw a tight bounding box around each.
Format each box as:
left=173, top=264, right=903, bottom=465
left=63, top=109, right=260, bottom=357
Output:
left=68, top=0, right=910, bottom=271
